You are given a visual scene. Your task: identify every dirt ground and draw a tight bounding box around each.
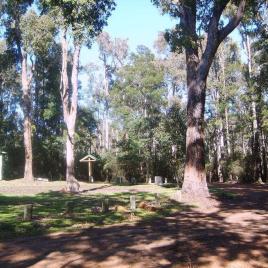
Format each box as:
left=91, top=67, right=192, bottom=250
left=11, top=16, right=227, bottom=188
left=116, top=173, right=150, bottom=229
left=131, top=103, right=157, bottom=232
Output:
left=0, top=179, right=175, bottom=196
left=0, top=183, right=267, bottom=268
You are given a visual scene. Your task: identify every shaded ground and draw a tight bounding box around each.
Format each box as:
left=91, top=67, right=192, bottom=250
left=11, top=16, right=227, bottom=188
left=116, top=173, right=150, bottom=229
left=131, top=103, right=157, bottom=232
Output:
left=0, top=183, right=267, bottom=268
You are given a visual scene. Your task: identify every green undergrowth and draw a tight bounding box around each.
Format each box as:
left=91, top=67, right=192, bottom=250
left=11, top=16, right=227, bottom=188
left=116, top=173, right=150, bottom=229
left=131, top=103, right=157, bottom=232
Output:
left=0, top=191, right=184, bottom=240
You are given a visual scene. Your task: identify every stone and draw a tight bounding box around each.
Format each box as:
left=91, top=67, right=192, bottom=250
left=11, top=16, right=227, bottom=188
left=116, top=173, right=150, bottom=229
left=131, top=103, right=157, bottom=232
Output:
left=155, top=176, right=163, bottom=185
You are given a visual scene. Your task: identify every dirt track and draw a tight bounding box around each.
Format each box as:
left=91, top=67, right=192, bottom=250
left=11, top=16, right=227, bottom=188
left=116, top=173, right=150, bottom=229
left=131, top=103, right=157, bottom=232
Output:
left=0, top=184, right=267, bottom=268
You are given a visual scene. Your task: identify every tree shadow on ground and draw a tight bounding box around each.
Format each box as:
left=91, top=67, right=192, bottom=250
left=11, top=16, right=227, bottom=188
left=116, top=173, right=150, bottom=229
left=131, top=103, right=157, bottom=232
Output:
left=0, top=184, right=267, bottom=268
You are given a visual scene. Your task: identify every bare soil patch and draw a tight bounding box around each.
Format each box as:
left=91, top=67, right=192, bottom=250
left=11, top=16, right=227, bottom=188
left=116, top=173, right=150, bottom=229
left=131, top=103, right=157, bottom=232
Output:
left=0, top=183, right=267, bottom=268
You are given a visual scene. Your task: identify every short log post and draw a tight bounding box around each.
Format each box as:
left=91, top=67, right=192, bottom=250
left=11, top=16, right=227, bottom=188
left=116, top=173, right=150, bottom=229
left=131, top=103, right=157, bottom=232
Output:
left=102, top=198, right=109, bottom=213
left=155, top=193, right=161, bottom=206
left=130, top=195, right=136, bottom=211
left=65, top=201, right=75, bottom=215
left=23, top=204, right=33, bottom=221
left=130, top=195, right=136, bottom=220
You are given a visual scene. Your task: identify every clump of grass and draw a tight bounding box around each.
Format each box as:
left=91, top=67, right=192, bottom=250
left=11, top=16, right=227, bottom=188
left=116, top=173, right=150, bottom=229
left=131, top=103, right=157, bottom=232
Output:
left=210, top=188, right=237, bottom=199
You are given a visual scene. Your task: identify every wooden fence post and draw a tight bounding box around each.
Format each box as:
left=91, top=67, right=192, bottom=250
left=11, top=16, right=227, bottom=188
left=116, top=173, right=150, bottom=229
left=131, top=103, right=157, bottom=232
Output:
left=23, top=204, right=33, bottom=221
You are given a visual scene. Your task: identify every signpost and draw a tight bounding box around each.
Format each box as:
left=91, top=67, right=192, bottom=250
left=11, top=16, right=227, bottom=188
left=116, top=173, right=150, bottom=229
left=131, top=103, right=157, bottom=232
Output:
left=79, top=154, right=97, bottom=182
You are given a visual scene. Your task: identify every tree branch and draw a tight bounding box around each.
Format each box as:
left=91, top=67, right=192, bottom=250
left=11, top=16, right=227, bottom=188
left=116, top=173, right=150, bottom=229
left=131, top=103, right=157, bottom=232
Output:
left=219, top=0, right=246, bottom=42
left=198, top=0, right=246, bottom=81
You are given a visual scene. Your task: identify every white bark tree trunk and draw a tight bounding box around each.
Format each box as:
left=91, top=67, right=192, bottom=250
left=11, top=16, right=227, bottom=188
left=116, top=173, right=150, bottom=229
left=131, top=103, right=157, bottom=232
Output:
left=60, top=29, right=81, bottom=192
left=245, top=34, right=262, bottom=182
left=21, top=50, right=33, bottom=180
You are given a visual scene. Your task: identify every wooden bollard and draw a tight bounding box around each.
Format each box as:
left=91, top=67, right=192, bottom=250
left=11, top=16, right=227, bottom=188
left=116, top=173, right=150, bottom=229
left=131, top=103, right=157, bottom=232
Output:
left=102, top=198, right=109, bottom=213
left=130, top=195, right=136, bottom=211
left=65, top=201, right=75, bottom=215
left=155, top=193, right=161, bottom=206
left=23, top=204, right=33, bottom=221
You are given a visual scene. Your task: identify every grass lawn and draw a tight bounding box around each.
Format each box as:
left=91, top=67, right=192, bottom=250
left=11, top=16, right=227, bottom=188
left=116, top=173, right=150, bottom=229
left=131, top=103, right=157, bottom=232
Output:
left=0, top=191, right=183, bottom=240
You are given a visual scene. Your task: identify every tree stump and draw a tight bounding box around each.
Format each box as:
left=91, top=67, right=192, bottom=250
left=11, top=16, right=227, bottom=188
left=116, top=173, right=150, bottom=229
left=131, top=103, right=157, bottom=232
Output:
left=23, top=204, right=33, bottom=221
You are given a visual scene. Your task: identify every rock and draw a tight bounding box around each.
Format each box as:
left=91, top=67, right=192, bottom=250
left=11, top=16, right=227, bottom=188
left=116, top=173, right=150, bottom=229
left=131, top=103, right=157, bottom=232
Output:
left=138, top=201, right=147, bottom=209
left=155, top=176, right=163, bottom=185
left=138, top=201, right=160, bottom=212
left=115, top=205, right=129, bottom=213
left=36, top=177, right=49, bottom=182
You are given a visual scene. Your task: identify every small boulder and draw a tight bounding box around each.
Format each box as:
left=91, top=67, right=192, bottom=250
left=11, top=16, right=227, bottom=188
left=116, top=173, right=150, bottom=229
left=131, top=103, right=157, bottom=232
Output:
left=115, top=205, right=129, bottom=213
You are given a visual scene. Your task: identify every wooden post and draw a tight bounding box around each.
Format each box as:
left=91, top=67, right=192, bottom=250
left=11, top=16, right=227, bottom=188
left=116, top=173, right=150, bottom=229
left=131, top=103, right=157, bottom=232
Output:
left=102, top=198, right=109, bottom=213
left=88, top=161, right=92, bottom=177
left=88, top=161, right=94, bottom=182
left=130, top=195, right=136, bottom=211
left=23, top=204, right=33, bottom=221
left=0, top=155, right=2, bottom=180
left=65, top=201, right=74, bottom=215
left=155, top=193, right=161, bottom=206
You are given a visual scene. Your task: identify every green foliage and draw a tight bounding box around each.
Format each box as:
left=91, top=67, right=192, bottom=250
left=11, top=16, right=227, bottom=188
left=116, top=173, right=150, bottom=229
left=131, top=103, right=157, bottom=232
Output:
left=152, top=0, right=266, bottom=52
left=20, top=10, right=56, bottom=55
left=41, top=0, right=116, bottom=45
left=104, top=47, right=186, bottom=181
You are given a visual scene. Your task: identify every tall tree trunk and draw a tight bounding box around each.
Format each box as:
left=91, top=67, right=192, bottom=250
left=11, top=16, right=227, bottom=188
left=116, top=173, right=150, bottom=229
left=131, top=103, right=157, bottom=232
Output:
left=225, top=106, right=231, bottom=156
left=180, top=0, right=245, bottom=200
left=21, top=51, right=33, bottom=180
left=103, top=63, right=110, bottom=151
left=217, top=118, right=224, bottom=183
left=219, top=48, right=231, bottom=156
left=245, top=35, right=262, bottom=182
left=60, top=30, right=80, bottom=192
left=260, top=131, right=268, bottom=182
left=182, top=48, right=209, bottom=199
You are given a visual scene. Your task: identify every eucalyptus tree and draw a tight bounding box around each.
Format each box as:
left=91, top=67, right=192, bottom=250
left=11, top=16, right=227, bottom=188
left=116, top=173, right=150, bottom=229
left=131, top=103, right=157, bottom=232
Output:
left=0, top=40, right=23, bottom=178
left=111, top=47, right=166, bottom=181
left=0, top=1, right=55, bottom=180
left=42, top=0, right=115, bottom=191
left=154, top=32, right=186, bottom=103
left=152, top=0, right=264, bottom=200
left=96, top=32, right=128, bottom=151
left=207, top=38, right=243, bottom=182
